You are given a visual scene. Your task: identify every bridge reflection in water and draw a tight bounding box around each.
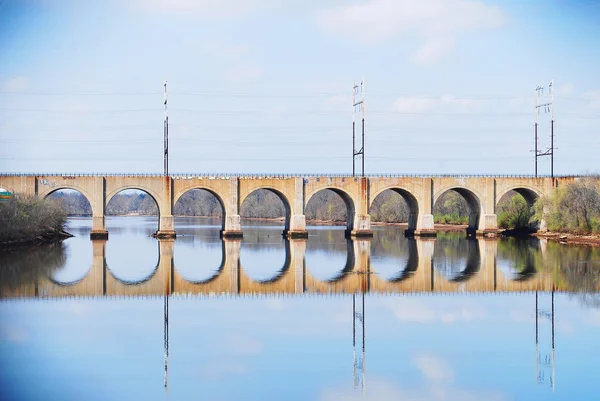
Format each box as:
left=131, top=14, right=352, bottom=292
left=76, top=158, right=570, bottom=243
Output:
left=1, top=236, right=590, bottom=299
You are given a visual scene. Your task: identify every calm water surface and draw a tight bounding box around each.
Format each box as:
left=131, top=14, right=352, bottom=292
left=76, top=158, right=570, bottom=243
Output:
left=1, top=216, right=599, bottom=401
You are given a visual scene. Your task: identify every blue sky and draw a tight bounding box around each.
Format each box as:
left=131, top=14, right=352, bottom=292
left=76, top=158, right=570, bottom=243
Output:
left=0, top=0, right=599, bottom=175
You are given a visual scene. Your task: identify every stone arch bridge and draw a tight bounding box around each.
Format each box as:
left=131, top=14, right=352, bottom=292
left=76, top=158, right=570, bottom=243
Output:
left=0, top=173, right=576, bottom=239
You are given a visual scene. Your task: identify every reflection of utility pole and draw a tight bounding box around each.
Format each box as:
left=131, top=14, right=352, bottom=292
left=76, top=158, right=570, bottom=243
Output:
left=164, top=294, right=169, bottom=391
left=353, top=292, right=365, bottom=393
left=535, top=290, right=555, bottom=391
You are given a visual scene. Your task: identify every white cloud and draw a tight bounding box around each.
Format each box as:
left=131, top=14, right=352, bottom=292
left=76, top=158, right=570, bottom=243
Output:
left=382, top=298, right=486, bottom=324
left=393, top=94, right=483, bottom=113
left=555, top=83, right=574, bottom=96
left=393, top=97, right=437, bottom=113
left=225, top=334, right=262, bottom=354
left=132, top=0, right=268, bottom=18
left=582, top=90, right=600, bottom=110
left=411, top=37, right=455, bottom=66
left=265, top=298, right=285, bottom=310
left=414, top=355, right=454, bottom=383
left=201, top=361, right=248, bottom=380
left=317, top=0, right=506, bottom=64
left=226, top=63, right=262, bottom=84
left=2, top=76, right=29, bottom=92
left=319, top=378, right=508, bottom=401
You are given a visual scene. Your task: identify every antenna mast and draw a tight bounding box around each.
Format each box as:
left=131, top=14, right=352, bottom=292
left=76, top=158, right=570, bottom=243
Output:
left=164, top=81, right=169, bottom=176
left=533, top=80, right=555, bottom=177
left=352, top=79, right=365, bottom=177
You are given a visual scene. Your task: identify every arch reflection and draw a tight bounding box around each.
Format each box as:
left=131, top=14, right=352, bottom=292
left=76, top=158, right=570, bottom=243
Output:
left=8, top=233, right=597, bottom=299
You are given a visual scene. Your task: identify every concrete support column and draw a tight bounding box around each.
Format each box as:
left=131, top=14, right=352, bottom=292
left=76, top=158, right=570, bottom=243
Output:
left=285, top=177, right=308, bottom=238
left=223, top=239, right=241, bottom=294
left=477, top=178, right=499, bottom=236
left=156, top=177, right=176, bottom=239
left=414, top=178, right=436, bottom=236
left=90, top=177, right=108, bottom=240
left=158, top=239, right=174, bottom=294
left=348, top=178, right=373, bottom=238
left=477, top=238, right=497, bottom=292
left=91, top=239, right=106, bottom=296
left=416, top=238, right=435, bottom=291
left=221, top=177, right=243, bottom=238
left=290, top=239, right=307, bottom=294
left=353, top=239, right=371, bottom=292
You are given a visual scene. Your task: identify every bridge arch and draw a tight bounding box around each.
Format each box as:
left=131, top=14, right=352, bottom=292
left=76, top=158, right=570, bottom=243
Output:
left=44, top=187, right=93, bottom=218
left=173, top=187, right=226, bottom=229
left=105, top=186, right=162, bottom=217
left=43, top=186, right=93, bottom=210
left=371, top=238, right=419, bottom=282
left=369, top=187, right=420, bottom=231
left=241, top=240, right=292, bottom=284
left=305, top=187, right=356, bottom=233
left=105, top=239, right=160, bottom=285
left=434, top=186, right=483, bottom=233
left=496, top=186, right=541, bottom=209
left=433, top=235, right=481, bottom=282
left=174, top=241, right=226, bottom=284
left=240, top=187, right=292, bottom=231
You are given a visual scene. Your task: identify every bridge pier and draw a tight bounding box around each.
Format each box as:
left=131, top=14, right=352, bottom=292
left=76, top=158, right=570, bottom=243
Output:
left=410, top=213, right=437, bottom=237
left=90, top=216, right=109, bottom=240
left=154, top=215, right=177, bottom=239
left=346, top=214, right=373, bottom=238
left=221, top=214, right=243, bottom=238
left=284, top=214, right=308, bottom=239
left=476, top=214, right=502, bottom=237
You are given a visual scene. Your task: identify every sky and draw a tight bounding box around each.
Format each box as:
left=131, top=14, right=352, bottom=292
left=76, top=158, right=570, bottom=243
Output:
left=0, top=0, right=599, bottom=175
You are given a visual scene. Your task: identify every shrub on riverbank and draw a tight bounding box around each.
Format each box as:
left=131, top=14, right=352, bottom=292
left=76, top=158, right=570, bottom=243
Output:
left=0, top=195, right=68, bottom=244
left=534, top=178, right=600, bottom=234
left=497, top=194, right=535, bottom=230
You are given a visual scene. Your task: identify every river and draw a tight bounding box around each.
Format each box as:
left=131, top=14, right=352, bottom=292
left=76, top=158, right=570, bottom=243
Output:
left=0, top=216, right=599, bottom=400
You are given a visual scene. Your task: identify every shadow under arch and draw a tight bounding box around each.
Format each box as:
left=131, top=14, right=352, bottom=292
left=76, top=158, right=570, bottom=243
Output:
left=497, top=237, right=540, bottom=281
left=369, top=187, right=420, bottom=232
left=105, top=239, right=160, bottom=285
left=387, top=238, right=419, bottom=282
left=240, top=239, right=292, bottom=284
left=433, top=235, right=481, bottom=282
left=240, top=188, right=292, bottom=234
left=497, top=187, right=541, bottom=209
left=173, top=241, right=226, bottom=284
left=323, top=239, right=357, bottom=283
left=173, top=187, right=227, bottom=230
left=434, top=187, right=482, bottom=235
left=305, top=187, right=356, bottom=236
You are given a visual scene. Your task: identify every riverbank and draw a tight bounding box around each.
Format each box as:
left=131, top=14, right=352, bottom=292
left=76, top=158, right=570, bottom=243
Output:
left=0, top=227, right=73, bottom=250
left=535, top=231, right=600, bottom=247
left=0, top=196, right=72, bottom=250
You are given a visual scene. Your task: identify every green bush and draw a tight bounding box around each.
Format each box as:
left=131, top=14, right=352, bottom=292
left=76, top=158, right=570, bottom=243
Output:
left=534, top=178, right=600, bottom=234
left=497, top=194, right=534, bottom=230
left=0, top=195, right=67, bottom=243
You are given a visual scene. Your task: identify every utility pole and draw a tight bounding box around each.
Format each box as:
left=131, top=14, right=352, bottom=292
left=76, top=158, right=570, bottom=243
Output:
left=352, top=79, right=365, bottom=177
left=533, top=80, right=555, bottom=177
left=164, top=80, right=169, bottom=176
